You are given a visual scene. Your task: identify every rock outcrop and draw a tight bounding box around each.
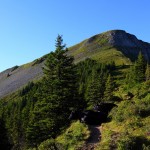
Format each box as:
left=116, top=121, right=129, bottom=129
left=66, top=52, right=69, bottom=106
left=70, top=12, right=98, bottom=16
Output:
left=107, top=30, right=150, bottom=62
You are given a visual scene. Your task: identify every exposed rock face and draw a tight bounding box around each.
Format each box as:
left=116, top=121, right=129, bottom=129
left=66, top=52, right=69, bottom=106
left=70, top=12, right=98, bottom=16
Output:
left=108, top=30, right=142, bottom=47
left=107, top=30, right=150, bottom=62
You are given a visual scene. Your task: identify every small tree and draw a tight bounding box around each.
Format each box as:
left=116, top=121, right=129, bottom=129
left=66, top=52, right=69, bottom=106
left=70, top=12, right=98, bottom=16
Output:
left=103, top=74, right=114, bottom=102
left=0, top=118, right=12, bottom=149
left=134, top=52, right=146, bottom=82
left=86, top=70, right=104, bottom=106
left=145, top=63, right=150, bottom=81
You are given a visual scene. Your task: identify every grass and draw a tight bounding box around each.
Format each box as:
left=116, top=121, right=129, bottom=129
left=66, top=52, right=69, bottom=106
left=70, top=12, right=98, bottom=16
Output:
left=21, top=62, right=34, bottom=69
left=96, top=81, right=150, bottom=150
left=69, top=34, right=132, bottom=65
left=56, top=121, right=90, bottom=150
left=96, top=114, right=150, bottom=149
left=91, top=47, right=131, bottom=65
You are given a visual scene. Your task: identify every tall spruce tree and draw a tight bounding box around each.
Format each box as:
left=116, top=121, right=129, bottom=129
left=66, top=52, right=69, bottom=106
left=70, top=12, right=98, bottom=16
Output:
left=26, top=35, right=79, bottom=146
left=43, top=35, right=79, bottom=110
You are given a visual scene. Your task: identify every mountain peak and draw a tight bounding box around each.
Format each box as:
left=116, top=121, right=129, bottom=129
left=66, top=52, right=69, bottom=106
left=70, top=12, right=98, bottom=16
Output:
left=106, top=30, right=140, bottom=47
left=87, top=29, right=150, bottom=48
left=69, top=29, right=150, bottom=63
left=104, top=29, right=126, bottom=34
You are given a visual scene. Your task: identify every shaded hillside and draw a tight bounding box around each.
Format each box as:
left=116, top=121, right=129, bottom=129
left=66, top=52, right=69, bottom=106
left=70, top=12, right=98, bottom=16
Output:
left=0, top=30, right=150, bottom=98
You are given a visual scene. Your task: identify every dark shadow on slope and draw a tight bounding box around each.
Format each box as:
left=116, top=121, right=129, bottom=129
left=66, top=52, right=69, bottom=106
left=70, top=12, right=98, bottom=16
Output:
left=86, top=125, right=101, bottom=144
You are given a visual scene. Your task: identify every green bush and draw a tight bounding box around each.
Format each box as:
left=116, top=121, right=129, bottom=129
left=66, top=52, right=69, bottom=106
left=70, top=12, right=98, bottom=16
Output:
left=37, top=139, right=64, bottom=150
left=117, top=134, right=150, bottom=150
left=56, top=121, right=89, bottom=150
left=117, top=134, right=136, bottom=150
left=142, top=144, right=150, bottom=150
left=110, top=101, right=139, bottom=123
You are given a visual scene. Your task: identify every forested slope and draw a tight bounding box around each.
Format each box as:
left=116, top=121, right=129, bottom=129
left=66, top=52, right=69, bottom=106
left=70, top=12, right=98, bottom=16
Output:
left=0, top=31, right=150, bottom=150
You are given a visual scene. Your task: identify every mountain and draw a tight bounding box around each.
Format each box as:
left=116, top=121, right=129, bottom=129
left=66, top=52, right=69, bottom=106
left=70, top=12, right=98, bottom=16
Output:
left=68, top=30, right=150, bottom=63
left=0, top=29, right=150, bottom=98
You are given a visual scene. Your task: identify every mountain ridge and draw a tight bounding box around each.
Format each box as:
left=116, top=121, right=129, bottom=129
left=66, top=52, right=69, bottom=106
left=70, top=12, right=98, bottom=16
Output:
left=68, top=30, right=150, bottom=63
left=0, top=29, right=150, bottom=98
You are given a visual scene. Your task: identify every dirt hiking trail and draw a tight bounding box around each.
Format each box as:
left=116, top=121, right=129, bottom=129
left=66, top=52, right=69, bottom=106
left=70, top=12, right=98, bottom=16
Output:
left=77, top=125, right=102, bottom=150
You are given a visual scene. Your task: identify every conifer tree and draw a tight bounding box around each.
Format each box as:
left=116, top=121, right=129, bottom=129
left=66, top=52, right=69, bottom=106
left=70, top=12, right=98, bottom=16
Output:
left=134, top=52, right=146, bottom=82
left=26, top=35, right=79, bottom=146
left=125, top=65, right=137, bottom=87
left=103, top=74, right=114, bottom=102
left=86, top=69, right=104, bottom=106
left=43, top=35, right=79, bottom=110
left=0, top=118, right=12, bottom=150
left=145, top=63, right=150, bottom=81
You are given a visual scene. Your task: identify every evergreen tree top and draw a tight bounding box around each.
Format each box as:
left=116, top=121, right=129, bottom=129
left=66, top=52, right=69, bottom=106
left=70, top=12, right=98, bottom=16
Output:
left=55, top=35, right=66, bottom=52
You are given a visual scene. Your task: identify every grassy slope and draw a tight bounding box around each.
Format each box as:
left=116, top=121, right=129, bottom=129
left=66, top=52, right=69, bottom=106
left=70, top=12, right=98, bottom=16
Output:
left=97, top=81, right=150, bottom=149
left=68, top=32, right=132, bottom=65
left=56, top=121, right=90, bottom=150
left=55, top=81, right=150, bottom=150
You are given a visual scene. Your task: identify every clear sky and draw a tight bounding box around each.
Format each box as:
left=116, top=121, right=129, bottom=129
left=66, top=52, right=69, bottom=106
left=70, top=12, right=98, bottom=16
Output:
left=0, top=0, right=150, bottom=72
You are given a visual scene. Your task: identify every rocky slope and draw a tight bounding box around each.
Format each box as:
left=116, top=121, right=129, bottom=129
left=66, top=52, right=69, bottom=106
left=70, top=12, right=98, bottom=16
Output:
left=107, top=30, right=150, bottom=61
left=0, top=30, right=150, bottom=98
left=0, top=59, right=45, bottom=98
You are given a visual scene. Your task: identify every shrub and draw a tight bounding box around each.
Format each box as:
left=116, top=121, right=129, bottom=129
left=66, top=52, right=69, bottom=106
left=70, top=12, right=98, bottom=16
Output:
left=110, top=101, right=139, bottom=123
left=117, top=134, right=150, bottom=150
left=56, top=121, right=89, bottom=150
left=37, top=139, right=64, bottom=150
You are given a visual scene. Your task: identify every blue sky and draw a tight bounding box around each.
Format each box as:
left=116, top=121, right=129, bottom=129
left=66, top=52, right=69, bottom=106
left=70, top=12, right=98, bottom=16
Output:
left=0, top=0, right=150, bottom=71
